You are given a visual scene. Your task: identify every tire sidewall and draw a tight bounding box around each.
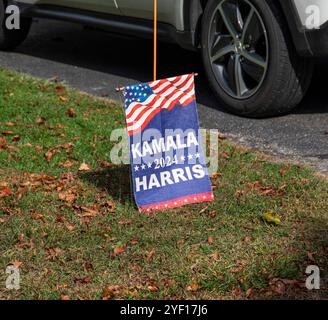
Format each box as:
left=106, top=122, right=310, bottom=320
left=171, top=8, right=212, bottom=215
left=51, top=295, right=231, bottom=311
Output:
left=201, top=0, right=286, bottom=116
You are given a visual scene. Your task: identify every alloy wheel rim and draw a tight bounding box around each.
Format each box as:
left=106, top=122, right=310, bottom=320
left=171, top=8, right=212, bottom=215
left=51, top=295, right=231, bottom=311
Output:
left=208, top=0, right=269, bottom=100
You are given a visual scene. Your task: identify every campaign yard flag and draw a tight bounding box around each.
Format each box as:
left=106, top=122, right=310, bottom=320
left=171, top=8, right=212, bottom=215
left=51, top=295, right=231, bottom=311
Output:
left=123, top=74, right=214, bottom=212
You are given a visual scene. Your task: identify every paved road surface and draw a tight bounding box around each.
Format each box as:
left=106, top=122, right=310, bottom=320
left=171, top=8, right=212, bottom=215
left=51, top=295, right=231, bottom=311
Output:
left=0, top=19, right=327, bottom=174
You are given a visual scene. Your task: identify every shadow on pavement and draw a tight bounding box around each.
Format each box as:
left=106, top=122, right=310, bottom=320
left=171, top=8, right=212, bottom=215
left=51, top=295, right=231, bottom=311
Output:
left=12, top=19, right=328, bottom=116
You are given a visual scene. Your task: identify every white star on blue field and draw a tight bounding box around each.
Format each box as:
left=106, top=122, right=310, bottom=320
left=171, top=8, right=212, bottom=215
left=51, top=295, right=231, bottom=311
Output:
left=124, top=83, right=153, bottom=108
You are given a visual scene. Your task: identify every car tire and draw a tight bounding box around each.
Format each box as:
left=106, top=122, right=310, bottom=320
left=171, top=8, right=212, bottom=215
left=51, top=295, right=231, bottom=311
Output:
left=0, top=1, right=31, bottom=50
left=201, top=0, right=314, bottom=117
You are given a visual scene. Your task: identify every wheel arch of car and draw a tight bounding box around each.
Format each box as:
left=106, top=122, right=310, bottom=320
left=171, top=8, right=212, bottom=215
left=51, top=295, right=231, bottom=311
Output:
left=184, top=0, right=327, bottom=57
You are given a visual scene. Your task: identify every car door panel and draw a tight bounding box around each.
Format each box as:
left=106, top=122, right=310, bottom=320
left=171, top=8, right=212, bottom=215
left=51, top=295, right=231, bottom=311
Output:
left=117, top=0, right=184, bottom=30
left=20, top=0, right=119, bottom=14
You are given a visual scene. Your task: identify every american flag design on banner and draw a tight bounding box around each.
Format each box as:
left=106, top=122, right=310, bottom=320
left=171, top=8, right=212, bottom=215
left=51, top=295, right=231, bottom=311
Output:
left=124, top=74, right=214, bottom=212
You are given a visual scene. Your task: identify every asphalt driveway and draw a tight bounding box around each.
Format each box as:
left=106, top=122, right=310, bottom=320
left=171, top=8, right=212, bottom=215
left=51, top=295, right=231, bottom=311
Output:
left=0, top=19, right=327, bottom=174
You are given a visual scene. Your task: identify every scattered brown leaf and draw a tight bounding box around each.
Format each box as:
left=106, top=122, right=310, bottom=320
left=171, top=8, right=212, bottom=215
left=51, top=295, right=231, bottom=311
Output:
left=0, top=136, right=7, bottom=149
left=118, top=219, right=132, bottom=225
left=307, top=252, right=316, bottom=263
left=66, top=108, right=76, bottom=117
left=30, top=211, right=45, bottom=222
left=211, top=172, right=223, bottom=179
left=55, top=85, right=65, bottom=94
left=74, top=275, right=92, bottom=285
left=207, top=236, right=214, bottom=245
left=0, top=187, right=12, bottom=199
left=246, top=288, right=254, bottom=299
left=243, top=236, right=254, bottom=243
left=81, top=207, right=99, bottom=217
left=59, top=96, right=68, bottom=102
left=113, top=243, right=126, bottom=255
left=102, top=285, right=120, bottom=300
left=44, top=150, right=54, bottom=162
left=36, top=146, right=43, bottom=152
left=58, top=190, right=78, bottom=203
left=12, top=135, right=20, bottom=142
left=2, top=130, right=14, bottom=135
left=209, top=210, right=217, bottom=218
left=78, top=163, right=91, bottom=171
left=46, top=247, right=62, bottom=260
left=35, top=117, right=47, bottom=124
left=9, top=260, right=23, bottom=268
left=146, top=247, right=157, bottom=261
left=148, top=285, right=159, bottom=292
left=62, top=159, right=77, bottom=168
left=187, top=282, right=200, bottom=292
left=209, top=251, right=220, bottom=261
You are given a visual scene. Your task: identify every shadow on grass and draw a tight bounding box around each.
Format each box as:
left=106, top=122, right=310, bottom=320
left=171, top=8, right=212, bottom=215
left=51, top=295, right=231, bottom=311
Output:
left=78, top=165, right=133, bottom=204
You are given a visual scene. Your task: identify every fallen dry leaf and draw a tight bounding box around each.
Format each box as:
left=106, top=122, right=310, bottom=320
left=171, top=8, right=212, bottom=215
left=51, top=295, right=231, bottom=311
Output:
left=78, top=163, right=91, bottom=171
left=66, top=108, right=76, bottom=117
left=74, top=275, right=92, bottom=285
left=12, top=135, right=20, bottom=142
left=246, top=288, right=254, bottom=299
left=58, top=191, right=78, bottom=203
left=0, top=182, right=9, bottom=188
left=198, top=205, right=209, bottom=215
left=244, top=181, right=282, bottom=197
left=6, top=145, right=19, bottom=152
left=113, top=243, right=126, bottom=255
left=59, top=96, right=68, bottom=102
left=146, top=247, right=157, bottom=261
left=0, top=136, right=7, bottom=149
left=9, top=260, right=23, bottom=269
left=262, top=212, right=281, bottom=225
left=187, top=282, right=200, bottom=292
left=307, top=252, right=316, bottom=263
left=81, top=206, right=99, bottom=217
left=61, top=295, right=70, bottom=301
left=46, top=247, right=62, bottom=260
left=62, top=159, right=77, bottom=168
left=148, top=285, right=159, bottom=292
left=99, top=160, right=111, bottom=168
left=44, top=150, right=54, bottom=162
left=209, top=210, right=217, bottom=218
left=230, top=264, right=245, bottom=273
left=2, top=130, right=14, bottom=135
left=208, top=236, right=214, bottom=245
left=118, top=219, right=132, bottom=225
left=30, top=211, right=44, bottom=222
left=211, top=172, right=223, bottom=179
left=243, top=236, right=254, bottom=243
left=102, top=285, right=120, bottom=300
left=209, top=251, right=220, bottom=261
left=65, top=223, right=76, bottom=231
left=0, top=187, right=12, bottom=199
left=220, top=152, right=230, bottom=159
left=35, top=117, right=47, bottom=124
left=55, top=85, right=65, bottom=94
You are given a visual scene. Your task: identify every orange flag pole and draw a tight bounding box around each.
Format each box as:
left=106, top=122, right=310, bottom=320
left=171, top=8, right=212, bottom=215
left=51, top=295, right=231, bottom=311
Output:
left=153, top=0, right=157, bottom=81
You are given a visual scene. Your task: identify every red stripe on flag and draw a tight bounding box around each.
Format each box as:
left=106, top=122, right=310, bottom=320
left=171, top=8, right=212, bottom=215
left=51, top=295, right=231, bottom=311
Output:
left=139, top=192, right=214, bottom=213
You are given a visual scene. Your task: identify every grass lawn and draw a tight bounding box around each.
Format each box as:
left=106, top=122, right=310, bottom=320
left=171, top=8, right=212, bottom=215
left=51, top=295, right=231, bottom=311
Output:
left=0, top=68, right=328, bottom=300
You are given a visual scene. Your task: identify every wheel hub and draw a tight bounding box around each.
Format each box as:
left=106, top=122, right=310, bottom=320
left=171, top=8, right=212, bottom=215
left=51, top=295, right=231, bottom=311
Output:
left=208, top=0, right=269, bottom=99
left=234, top=39, right=243, bottom=55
